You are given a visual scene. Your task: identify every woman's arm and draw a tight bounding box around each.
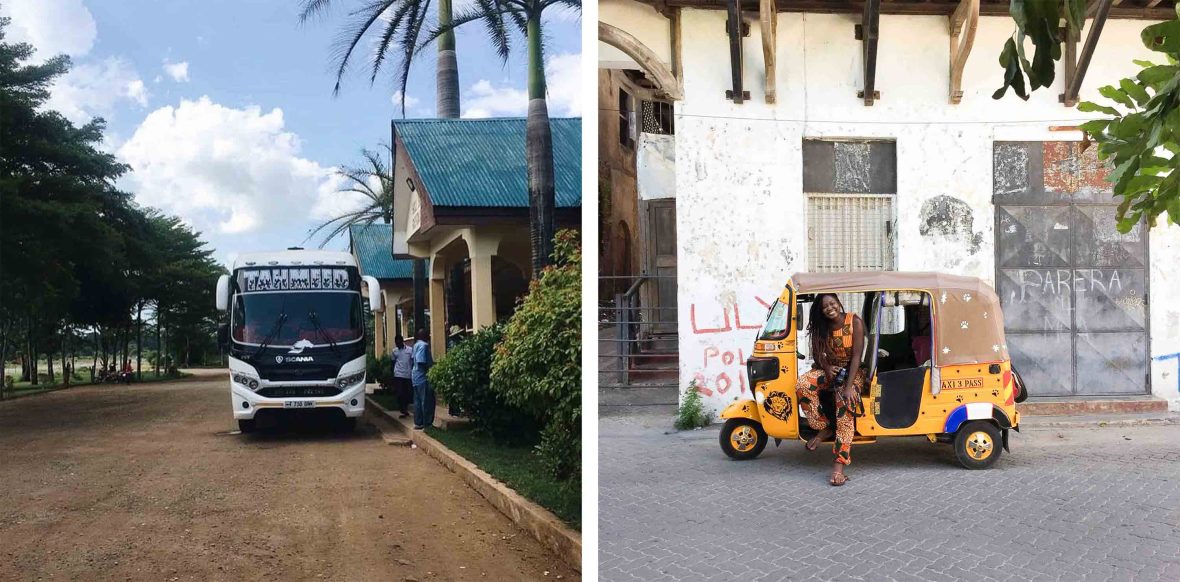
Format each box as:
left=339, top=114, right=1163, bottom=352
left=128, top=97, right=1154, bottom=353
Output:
left=841, top=315, right=866, bottom=402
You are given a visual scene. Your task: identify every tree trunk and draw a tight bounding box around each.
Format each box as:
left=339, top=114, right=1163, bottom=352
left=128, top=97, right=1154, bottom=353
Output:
left=136, top=302, right=143, bottom=380
left=156, top=308, right=162, bottom=376
left=91, top=330, right=99, bottom=380
left=47, top=348, right=54, bottom=383
left=435, top=0, right=460, bottom=119
left=525, top=14, right=555, bottom=278
left=29, top=324, right=38, bottom=386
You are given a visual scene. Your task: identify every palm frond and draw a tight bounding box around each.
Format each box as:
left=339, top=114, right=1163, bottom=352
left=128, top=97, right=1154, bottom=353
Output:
left=370, top=0, right=418, bottom=87
left=298, top=0, right=336, bottom=24
left=394, top=0, right=430, bottom=115
left=328, top=0, right=398, bottom=96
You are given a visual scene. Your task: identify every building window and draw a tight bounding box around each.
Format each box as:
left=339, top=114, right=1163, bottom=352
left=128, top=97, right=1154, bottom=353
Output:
left=618, top=89, right=635, bottom=149
left=642, top=100, right=674, bottom=135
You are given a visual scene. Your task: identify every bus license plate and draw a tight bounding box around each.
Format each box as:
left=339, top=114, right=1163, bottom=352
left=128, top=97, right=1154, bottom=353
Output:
left=284, top=400, right=314, bottom=409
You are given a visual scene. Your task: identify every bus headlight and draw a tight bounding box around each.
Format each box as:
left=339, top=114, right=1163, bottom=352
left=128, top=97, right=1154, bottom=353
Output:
left=232, top=372, right=260, bottom=390
left=335, top=372, right=365, bottom=390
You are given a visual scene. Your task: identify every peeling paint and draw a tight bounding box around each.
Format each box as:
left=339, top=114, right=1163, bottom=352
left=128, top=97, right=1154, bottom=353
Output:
left=919, top=195, right=984, bottom=254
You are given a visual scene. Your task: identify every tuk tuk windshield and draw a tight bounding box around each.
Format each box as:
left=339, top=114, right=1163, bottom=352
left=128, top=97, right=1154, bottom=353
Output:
left=758, top=300, right=791, bottom=340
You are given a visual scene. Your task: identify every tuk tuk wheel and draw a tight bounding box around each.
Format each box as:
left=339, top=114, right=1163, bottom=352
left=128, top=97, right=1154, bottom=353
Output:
left=953, top=421, right=1002, bottom=470
left=720, top=418, right=768, bottom=460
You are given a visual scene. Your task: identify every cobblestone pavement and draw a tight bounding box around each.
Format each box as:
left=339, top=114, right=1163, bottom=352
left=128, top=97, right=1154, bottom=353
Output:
left=600, top=414, right=1180, bottom=582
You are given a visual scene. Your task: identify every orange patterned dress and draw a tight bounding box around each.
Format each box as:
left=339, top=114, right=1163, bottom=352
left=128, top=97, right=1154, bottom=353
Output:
left=796, top=312, right=866, bottom=465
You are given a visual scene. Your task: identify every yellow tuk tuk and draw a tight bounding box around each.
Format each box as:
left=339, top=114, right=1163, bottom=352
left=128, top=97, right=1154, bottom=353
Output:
left=719, top=272, right=1027, bottom=469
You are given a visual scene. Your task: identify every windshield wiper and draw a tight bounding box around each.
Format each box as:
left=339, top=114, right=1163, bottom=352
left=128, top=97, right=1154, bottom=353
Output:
left=249, top=303, right=288, bottom=363
left=307, top=310, right=340, bottom=357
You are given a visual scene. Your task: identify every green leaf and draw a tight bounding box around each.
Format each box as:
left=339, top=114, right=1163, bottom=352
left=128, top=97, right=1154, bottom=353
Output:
left=1137, top=65, right=1178, bottom=88
left=1108, top=156, right=1139, bottom=186
left=1099, top=85, right=1136, bottom=109
left=1120, top=79, right=1151, bottom=106
left=1141, top=20, right=1180, bottom=53
left=1134, top=59, right=1158, bottom=69
left=1078, top=101, right=1120, bottom=116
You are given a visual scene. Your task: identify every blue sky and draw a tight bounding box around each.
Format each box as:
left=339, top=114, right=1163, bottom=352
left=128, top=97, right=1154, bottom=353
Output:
left=2, top=0, right=581, bottom=265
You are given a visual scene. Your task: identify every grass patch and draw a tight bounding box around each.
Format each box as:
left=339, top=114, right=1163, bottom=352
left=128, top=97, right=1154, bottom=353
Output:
left=4, top=371, right=192, bottom=393
left=424, top=426, right=580, bottom=529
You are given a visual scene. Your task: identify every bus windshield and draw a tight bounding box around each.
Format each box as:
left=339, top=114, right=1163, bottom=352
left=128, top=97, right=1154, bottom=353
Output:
left=232, top=292, right=363, bottom=346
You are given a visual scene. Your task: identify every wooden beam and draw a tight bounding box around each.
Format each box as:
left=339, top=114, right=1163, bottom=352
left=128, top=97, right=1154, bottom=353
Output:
left=643, top=0, right=1174, bottom=20
left=948, top=0, right=979, bottom=104
left=858, top=0, right=881, bottom=105
left=1147, top=0, right=1164, bottom=8
left=1063, top=0, right=1113, bottom=106
left=1088, top=0, right=1122, bottom=17
left=598, top=22, right=684, bottom=100
left=671, top=7, right=683, bottom=87
left=760, top=0, right=777, bottom=103
left=726, top=0, right=748, bottom=103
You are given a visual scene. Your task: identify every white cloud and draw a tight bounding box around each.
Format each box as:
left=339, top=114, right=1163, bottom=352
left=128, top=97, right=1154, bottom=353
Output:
left=163, top=60, right=190, bottom=82
left=462, top=80, right=527, bottom=119
left=0, top=0, right=97, bottom=62
left=545, top=52, right=581, bottom=117
left=460, top=52, right=581, bottom=119
left=391, top=90, right=420, bottom=111
left=117, top=97, right=338, bottom=237
left=44, top=57, right=149, bottom=124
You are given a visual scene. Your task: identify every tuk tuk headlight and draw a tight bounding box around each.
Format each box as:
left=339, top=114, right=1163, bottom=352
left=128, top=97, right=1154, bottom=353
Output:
left=335, top=372, right=365, bottom=390
left=232, top=372, right=260, bottom=391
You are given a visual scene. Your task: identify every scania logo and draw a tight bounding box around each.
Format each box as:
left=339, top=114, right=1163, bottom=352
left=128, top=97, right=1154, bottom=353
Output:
left=277, top=356, right=315, bottom=363
left=288, top=339, right=314, bottom=354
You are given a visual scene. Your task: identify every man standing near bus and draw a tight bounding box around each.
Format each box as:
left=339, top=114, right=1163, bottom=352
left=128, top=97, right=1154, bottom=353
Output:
left=411, top=329, right=435, bottom=430
left=390, top=335, right=413, bottom=418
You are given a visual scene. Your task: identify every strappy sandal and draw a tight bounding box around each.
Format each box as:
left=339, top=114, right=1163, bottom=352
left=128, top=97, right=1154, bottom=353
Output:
left=830, top=472, right=850, bottom=486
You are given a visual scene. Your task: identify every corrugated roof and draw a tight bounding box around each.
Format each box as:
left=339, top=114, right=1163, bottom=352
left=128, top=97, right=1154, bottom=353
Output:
left=349, top=223, right=414, bottom=280
left=394, top=117, right=581, bottom=208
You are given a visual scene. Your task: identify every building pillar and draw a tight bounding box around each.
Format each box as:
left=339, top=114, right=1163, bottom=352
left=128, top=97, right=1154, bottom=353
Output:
left=470, top=254, right=496, bottom=329
left=429, top=276, right=446, bottom=360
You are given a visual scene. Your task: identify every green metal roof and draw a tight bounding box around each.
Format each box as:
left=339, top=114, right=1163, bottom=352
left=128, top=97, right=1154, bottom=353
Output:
left=349, top=223, right=414, bottom=280
left=394, top=117, right=581, bottom=208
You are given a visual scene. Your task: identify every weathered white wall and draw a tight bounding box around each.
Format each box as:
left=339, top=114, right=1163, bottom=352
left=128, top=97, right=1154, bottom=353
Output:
left=664, top=9, right=1180, bottom=412
left=637, top=133, right=676, bottom=200
left=599, top=0, right=672, bottom=70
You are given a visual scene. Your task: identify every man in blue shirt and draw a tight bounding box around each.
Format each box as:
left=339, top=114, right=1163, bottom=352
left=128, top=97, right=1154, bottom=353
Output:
left=411, top=328, right=435, bottom=430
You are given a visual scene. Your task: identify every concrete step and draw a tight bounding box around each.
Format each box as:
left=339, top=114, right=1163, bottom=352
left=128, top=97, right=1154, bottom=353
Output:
left=600, top=385, right=679, bottom=408
left=1017, top=396, right=1169, bottom=416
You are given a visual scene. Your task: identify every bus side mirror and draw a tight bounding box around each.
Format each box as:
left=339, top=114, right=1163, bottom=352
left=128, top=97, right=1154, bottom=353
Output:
left=215, top=275, right=230, bottom=311
left=217, top=323, right=229, bottom=351
left=363, top=275, right=383, bottom=313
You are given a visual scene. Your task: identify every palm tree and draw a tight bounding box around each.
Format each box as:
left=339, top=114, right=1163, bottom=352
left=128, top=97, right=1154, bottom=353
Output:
left=423, top=0, right=581, bottom=275
left=298, top=0, right=461, bottom=118
left=306, top=145, right=395, bottom=247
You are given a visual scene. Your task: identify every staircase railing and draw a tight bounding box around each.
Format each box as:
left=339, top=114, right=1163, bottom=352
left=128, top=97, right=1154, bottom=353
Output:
left=598, top=273, right=679, bottom=389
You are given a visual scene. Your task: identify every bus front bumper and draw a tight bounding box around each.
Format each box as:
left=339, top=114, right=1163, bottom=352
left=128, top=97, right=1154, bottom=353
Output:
left=231, top=382, right=366, bottom=420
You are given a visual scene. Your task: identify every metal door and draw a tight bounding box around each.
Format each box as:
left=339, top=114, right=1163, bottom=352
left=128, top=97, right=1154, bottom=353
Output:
left=993, top=142, right=1149, bottom=396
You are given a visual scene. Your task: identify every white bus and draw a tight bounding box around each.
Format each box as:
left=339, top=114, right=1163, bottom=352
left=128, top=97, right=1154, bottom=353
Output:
left=215, top=249, right=382, bottom=433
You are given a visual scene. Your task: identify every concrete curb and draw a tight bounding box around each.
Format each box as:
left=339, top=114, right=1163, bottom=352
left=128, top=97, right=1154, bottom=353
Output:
left=1019, top=415, right=1180, bottom=430
left=365, top=396, right=581, bottom=572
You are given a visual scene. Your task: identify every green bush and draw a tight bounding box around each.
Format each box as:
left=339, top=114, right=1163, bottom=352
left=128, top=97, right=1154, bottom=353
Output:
left=491, top=229, right=582, bottom=481
left=430, top=323, right=539, bottom=444
left=675, top=380, right=711, bottom=430
left=366, top=353, right=392, bottom=389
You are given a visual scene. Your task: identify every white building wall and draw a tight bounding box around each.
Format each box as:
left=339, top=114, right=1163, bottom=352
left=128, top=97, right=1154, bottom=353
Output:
left=667, top=9, right=1180, bottom=413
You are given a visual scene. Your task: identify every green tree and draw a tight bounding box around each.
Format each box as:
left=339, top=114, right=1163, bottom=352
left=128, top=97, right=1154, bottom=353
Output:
left=993, top=3, right=1180, bottom=231
left=305, top=144, right=395, bottom=247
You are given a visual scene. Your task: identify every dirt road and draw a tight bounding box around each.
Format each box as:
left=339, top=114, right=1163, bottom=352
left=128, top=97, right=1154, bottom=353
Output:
left=0, top=369, right=578, bottom=581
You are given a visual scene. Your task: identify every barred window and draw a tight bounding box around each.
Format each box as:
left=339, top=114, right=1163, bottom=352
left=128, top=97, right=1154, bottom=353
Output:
left=641, top=100, right=674, bottom=135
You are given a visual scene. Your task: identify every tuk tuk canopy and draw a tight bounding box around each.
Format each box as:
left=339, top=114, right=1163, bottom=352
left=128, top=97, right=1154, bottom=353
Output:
left=789, top=272, right=1009, bottom=367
